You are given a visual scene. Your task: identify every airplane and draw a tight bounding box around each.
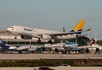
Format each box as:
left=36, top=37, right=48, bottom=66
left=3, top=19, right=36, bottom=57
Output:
left=44, top=41, right=79, bottom=52
left=45, top=41, right=78, bottom=48
left=7, top=20, right=91, bottom=43
left=78, top=38, right=102, bottom=54
left=0, top=38, right=35, bottom=53
left=0, top=39, right=16, bottom=51
left=44, top=43, right=64, bottom=51
left=0, top=39, right=22, bottom=51
left=64, top=41, right=78, bottom=48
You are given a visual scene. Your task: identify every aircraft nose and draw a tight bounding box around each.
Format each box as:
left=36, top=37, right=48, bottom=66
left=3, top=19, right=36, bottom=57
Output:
left=7, top=28, right=13, bottom=31
left=7, top=28, right=10, bottom=31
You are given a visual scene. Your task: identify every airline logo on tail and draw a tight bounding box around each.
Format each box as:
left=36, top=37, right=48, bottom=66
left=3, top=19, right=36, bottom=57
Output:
left=90, top=38, right=95, bottom=46
left=70, top=20, right=85, bottom=34
left=0, top=39, right=5, bottom=47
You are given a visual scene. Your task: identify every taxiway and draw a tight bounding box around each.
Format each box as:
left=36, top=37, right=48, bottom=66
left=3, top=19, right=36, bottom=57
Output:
left=0, top=54, right=102, bottom=59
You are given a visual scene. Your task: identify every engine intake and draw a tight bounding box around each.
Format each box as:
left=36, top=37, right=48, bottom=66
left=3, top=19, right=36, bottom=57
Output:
left=41, top=34, right=51, bottom=40
left=21, top=35, right=32, bottom=39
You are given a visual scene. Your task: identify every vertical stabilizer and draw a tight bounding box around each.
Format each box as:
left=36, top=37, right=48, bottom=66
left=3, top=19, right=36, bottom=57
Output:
left=70, top=20, right=85, bottom=34
left=90, top=38, right=95, bottom=46
left=0, top=39, right=5, bottom=47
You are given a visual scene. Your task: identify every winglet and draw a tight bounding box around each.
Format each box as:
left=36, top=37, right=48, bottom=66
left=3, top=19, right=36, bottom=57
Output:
left=85, top=28, right=92, bottom=31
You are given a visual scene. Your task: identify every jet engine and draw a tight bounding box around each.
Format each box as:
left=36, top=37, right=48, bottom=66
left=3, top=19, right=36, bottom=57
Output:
left=41, top=34, right=51, bottom=40
left=21, top=35, right=32, bottom=39
left=94, top=48, right=100, bottom=54
left=85, top=48, right=90, bottom=53
left=36, top=34, right=53, bottom=43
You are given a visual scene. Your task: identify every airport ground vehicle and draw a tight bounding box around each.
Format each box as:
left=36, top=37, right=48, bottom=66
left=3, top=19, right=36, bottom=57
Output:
left=38, top=66, right=54, bottom=70
left=58, top=64, right=71, bottom=67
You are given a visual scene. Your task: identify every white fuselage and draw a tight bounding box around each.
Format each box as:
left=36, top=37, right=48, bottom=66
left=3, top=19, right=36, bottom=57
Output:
left=7, top=26, right=77, bottom=40
left=7, top=26, right=60, bottom=35
left=45, top=42, right=78, bottom=48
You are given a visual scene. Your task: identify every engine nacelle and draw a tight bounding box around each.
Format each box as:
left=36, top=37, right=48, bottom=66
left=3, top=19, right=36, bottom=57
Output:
left=21, top=35, right=32, bottom=39
left=41, top=34, right=51, bottom=40
left=55, top=35, right=76, bottom=40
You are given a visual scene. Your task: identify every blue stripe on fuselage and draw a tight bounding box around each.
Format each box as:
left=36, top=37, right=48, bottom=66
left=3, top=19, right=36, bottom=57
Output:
left=70, top=29, right=82, bottom=34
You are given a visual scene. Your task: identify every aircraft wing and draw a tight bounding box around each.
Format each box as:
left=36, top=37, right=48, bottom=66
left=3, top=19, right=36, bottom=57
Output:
left=31, top=31, right=82, bottom=38
left=16, top=46, right=30, bottom=51
left=76, top=33, right=91, bottom=37
left=48, top=32, right=74, bottom=36
left=81, top=33, right=91, bottom=36
left=48, top=28, right=92, bottom=36
left=31, top=28, right=91, bottom=38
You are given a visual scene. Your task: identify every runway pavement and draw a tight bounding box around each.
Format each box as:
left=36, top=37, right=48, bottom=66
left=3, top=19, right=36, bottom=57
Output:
left=0, top=54, right=102, bottom=59
left=0, top=67, right=102, bottom=70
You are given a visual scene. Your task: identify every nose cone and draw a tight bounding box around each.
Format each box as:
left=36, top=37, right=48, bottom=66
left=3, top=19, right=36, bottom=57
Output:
left=7, top=28, right=14, bottom=31
left=7, top=28, right=11, bottom=31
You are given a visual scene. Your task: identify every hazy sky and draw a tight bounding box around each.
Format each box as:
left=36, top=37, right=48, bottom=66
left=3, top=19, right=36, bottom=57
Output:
left=0, top=0, right=102, bottom=39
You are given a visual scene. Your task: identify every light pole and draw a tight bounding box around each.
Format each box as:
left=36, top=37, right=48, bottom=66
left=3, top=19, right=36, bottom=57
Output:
left=95, top=33, right=97, bottom=44
left=29, top=39, right=32, bottom=48
left=75, top=34, right=77, bottom=43
left=5, top=31, right=8, bottom=44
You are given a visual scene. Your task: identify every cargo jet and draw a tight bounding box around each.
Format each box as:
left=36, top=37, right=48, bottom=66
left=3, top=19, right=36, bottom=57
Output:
left=7, top=20, right=91, bottom=43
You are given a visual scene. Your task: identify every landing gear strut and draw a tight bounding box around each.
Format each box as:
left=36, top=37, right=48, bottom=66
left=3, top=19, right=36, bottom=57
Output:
left=14, top=36, right=17, bottom=39
left=37, top=38, right=53, bottom=44
left=37, top=38, right=41, bottom=43
left=48, top=39, right=53, bottom=44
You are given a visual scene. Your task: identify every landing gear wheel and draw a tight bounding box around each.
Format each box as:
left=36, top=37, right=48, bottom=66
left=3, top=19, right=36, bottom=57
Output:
left=48, top=39, right=53, bottom=44
left=37, top=38, right=41, bottom=43
left=14, top=37, right=17, bottom=39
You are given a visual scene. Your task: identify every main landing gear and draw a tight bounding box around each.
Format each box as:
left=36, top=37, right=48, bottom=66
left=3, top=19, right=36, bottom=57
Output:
left=37, top=38, right=53, bottom=44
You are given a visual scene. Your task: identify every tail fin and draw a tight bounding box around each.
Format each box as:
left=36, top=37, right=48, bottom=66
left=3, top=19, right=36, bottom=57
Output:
left=70, top=20, right=85, bottom=34
left=63, top=27, right=65, bottom=32
left=90, top=38, right=95, bottom=46
left=0, top=39, right=5, bottom=47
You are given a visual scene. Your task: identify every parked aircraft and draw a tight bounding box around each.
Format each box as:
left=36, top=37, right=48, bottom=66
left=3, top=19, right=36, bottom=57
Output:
left=78, top=38, right=102, bottom=54
left=0, top=39, right=36, bottom=53
left=45, top=43, right=64, bottom=51
left=0, top=39, right=21, bottom=51
left=45, top=41, right=78, bottom=51
left=7, top=20, right=91, bottom=43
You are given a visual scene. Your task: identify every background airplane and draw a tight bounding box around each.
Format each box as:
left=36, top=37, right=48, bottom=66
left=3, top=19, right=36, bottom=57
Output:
left=45, top=41, right=78, bottom=48
left=7, top=20, right=91, bottom=43
left=0, top=39, right=37, bottom=53
left=45, top=41, right=78, bottom=50
left=78, top=38, right=102, bottom=54
left=0, top=38, right=17, bottom=51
